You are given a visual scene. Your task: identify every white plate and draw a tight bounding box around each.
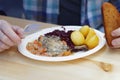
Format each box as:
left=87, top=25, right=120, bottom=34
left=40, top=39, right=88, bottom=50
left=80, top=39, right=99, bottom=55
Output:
left=18, top=26, right=106, bottom=62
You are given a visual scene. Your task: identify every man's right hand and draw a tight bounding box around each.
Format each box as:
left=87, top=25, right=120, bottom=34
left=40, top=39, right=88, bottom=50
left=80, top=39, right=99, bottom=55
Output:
left=0, top=20, right=24, bottom=52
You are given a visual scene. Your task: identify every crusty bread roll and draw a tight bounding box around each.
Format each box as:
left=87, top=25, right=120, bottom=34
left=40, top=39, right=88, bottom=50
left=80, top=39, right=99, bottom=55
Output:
left=102, top=2, right=120, bottom=48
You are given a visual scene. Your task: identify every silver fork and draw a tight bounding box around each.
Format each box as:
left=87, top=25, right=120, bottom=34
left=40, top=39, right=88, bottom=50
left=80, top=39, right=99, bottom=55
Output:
left=24, top=24, right=41, bottom=36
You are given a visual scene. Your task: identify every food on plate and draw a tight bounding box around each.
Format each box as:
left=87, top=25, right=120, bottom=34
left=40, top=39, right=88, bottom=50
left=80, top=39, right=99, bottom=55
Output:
left=79, top=26, right=99, bottom=49
left=79, top=25, right=90, bottom=38
left=27, top=35, right=70, bottom=57
left=70, top=30, right=85, bottom=46
left=26, top=26, right=99, bottom=57
left=85, top=28, right=96, bottom=42
left=102, top=2, right=120, bottom=47
left=85, top=34, right=99, bottom=49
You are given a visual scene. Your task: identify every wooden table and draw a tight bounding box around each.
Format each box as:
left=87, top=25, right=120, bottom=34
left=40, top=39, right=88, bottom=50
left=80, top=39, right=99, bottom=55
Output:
left=0, top=15, right=120, bottom=80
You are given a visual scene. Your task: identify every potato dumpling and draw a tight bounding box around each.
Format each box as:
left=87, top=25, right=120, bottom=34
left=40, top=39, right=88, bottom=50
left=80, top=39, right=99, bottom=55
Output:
left=85, top=34, right=99, bottom=49
left=85, top=28, right=99, bottom=49
left=85, top=28, right=96, bottom=42
left=71, top=30, right=85, bottom=46
left=79, top=25, right=90, bottom=38
left=70, top=25, right=99, bottom=49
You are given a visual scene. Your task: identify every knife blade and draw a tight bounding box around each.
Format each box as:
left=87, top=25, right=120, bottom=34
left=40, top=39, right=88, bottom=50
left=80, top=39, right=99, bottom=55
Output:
left=24, top=24, right=41, bottom=36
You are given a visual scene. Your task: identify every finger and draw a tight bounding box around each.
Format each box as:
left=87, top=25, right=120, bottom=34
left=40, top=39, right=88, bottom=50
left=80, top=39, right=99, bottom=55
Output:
left=0, top=21, right=21, bottom=45
left=0, top=41, right=10, bottom=50
left=0, top=30, right=14, bottom=46
left=112, top=38, right=120, bottom=48
left=12, top=25, right=24, bottom=38
left=111, top=27, right=120, bottom=37
left=0, top=47, right=4, bottom=52
left=0, top=41, right=10, bottom=52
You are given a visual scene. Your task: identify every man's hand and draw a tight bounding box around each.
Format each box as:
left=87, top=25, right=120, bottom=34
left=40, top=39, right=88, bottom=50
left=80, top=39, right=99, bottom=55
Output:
left=0, top=20, right=24, bottom=52
left=111, top=27, right=120, bottom=48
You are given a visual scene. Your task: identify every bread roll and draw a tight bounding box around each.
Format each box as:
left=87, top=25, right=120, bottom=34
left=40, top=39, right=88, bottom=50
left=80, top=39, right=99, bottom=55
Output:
left=102, top=2, right=120, bottom=48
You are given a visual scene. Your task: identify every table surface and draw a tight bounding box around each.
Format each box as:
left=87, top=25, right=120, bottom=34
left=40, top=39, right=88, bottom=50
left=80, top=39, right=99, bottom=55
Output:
left=0, top=16, right=120, bottom=80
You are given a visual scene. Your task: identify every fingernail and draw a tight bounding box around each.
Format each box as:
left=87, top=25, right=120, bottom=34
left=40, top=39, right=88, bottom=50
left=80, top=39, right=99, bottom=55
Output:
left=111, top=40, right=120, bottom=48
left=111, top=28, right=120, bottom=37
left=112, top=40, right=117, bottom=46
left=111, top=31, right=116, bottom=36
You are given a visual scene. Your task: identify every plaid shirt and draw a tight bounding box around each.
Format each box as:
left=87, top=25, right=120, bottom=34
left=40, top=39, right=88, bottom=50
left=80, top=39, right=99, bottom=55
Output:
left=23, top=0, right=120, bottom=32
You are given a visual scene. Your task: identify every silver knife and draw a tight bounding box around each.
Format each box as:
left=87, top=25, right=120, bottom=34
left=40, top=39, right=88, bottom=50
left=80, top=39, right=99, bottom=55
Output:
left=24, top=24, right=41, bottom=36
